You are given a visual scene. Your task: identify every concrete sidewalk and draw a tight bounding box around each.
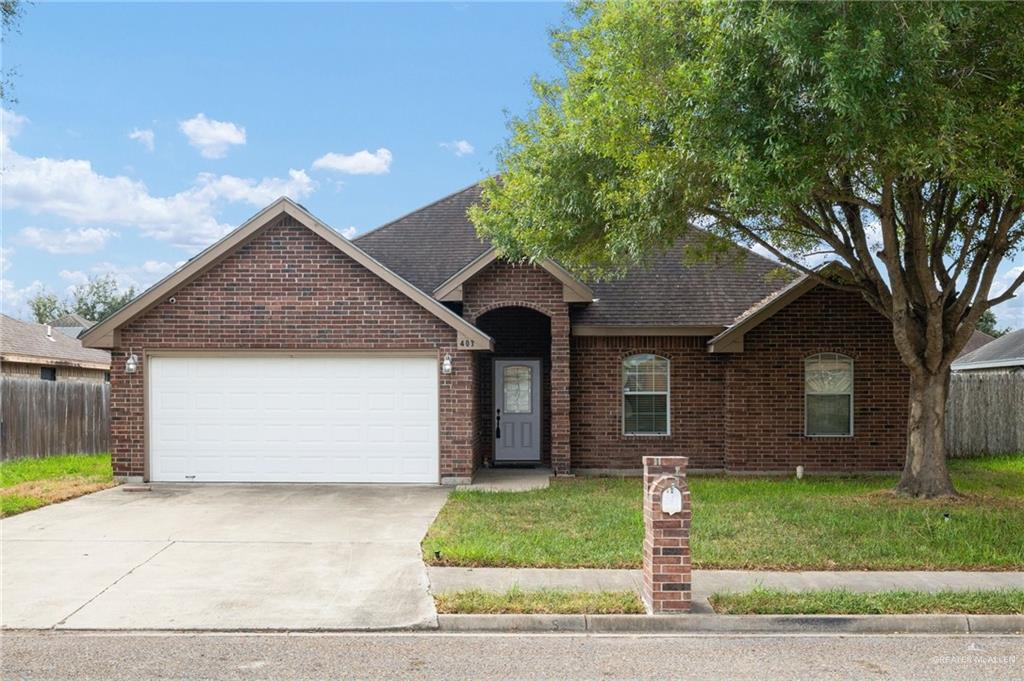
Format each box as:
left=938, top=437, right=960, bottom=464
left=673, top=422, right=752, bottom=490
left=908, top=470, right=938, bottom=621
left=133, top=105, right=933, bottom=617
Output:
left=428, top=567, right=1024, bottom=613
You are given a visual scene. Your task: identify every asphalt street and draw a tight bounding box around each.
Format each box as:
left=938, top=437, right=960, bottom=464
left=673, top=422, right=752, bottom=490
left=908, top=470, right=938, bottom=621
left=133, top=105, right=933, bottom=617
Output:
left=1, top=632, right=1021, bottom=680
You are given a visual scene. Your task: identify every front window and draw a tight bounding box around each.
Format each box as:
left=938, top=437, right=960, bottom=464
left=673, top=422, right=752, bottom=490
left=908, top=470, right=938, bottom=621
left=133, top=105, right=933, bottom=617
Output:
left=623, top=354, right=670, bottom=435
left=502, top=365, right=533, bottom=414
left=805, top=353, right=853, bottom=436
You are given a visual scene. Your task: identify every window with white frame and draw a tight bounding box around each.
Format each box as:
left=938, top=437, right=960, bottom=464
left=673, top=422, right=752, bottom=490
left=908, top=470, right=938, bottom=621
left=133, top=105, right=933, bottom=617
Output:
left=805, top=353, right=853, bottom=436
left=623, top=354, right=670, bottom=435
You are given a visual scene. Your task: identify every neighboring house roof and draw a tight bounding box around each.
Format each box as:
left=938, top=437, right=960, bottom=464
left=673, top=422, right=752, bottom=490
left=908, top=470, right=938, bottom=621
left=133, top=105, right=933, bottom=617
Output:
left=953, top=328, right=1024, bottom=371
left=0, top=314, right=111, bottom=370
left=957, top=330, right=996, bottom=358
left=48, top=313, right=95, bottom=339
left=356, top=181, right=791, bottom=331
left=80, top=198, right=494, bottom=351
left=50, top=312, right=94, bottom=327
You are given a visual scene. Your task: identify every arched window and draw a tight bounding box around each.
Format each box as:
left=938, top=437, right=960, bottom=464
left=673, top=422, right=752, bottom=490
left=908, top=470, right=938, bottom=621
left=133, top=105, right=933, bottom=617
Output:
left=805, top=353, right=854, bottom=436
left=623, top=354, right=670, bottom=435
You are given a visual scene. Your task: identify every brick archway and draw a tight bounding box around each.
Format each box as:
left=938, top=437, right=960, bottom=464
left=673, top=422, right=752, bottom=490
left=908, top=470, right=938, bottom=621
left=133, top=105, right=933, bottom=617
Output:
left=460, top=260, right=572, bottom=475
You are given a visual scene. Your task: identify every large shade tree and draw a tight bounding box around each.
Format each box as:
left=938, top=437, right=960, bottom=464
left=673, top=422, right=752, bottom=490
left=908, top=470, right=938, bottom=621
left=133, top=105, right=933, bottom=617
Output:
left=471, top=1, right=1024, bottom=497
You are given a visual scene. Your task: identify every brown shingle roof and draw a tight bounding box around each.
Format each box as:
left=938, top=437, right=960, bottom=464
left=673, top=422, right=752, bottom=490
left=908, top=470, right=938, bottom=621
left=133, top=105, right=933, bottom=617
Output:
left=574, top=236, right=790, bottom=327
left=355, top=183, right=491, bottom=292
left=356, top=182, right=792, bottom=328
left=1, top=314, right=111, bottom=368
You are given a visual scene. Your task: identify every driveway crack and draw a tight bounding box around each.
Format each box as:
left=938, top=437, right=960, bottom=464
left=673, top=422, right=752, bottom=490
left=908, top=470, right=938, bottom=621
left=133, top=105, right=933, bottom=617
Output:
left=53, top=541, right=175, bottom=628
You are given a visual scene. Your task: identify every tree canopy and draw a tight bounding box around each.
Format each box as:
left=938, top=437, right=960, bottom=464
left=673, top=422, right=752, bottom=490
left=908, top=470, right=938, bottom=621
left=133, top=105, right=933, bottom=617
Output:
left=28, top=274, right=136, bottom=325
left=471, top=0, right=1024, bottom=497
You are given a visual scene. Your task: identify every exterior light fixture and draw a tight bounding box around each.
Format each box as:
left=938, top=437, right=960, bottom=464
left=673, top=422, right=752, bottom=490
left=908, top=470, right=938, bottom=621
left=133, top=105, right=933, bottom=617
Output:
left=441, top=353, right=453, bottom=375
left=125, top=352, right=139, bottom=374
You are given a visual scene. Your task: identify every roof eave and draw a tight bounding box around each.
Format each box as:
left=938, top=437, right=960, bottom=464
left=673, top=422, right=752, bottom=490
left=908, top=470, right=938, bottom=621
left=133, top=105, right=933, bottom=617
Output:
left=952, top=358, right=1024, bottom=371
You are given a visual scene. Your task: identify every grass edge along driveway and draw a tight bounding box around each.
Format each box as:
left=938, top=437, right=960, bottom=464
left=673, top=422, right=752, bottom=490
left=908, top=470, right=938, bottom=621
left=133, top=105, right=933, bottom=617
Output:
left=423, top=454, right=1024, bottom=571
left=0, top=453, right=115, bottom=516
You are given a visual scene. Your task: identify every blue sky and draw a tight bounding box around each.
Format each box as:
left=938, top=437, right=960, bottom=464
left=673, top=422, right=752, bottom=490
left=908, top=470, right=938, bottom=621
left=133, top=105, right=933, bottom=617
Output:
left=2, top=2, right=1022, bottom=329
left=2, top=2, right=567, bottom=318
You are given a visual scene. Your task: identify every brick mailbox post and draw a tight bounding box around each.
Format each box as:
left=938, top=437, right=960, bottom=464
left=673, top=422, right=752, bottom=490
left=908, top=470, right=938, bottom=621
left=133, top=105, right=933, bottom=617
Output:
left=641, top=456, right=692, bottom=614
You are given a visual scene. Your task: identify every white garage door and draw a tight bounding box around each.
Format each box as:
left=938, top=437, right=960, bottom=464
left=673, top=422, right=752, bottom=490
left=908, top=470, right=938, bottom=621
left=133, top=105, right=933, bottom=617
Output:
left=149, top=355, right=439, bottom=483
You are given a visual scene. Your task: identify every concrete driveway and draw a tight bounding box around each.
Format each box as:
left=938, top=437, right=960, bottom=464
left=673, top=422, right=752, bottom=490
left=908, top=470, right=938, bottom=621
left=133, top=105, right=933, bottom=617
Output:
left=1, top=484, right=449, bottom=630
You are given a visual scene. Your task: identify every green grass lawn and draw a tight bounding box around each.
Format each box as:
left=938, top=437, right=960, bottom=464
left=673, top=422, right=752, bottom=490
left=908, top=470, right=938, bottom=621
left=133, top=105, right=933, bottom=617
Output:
left=710, top=587, right=1024, bottom=615
left=423, top=454, right=1024, bottom=570
left=0, top=453, right=115, bottom=516
left=434, top=587, right=644, bottom=614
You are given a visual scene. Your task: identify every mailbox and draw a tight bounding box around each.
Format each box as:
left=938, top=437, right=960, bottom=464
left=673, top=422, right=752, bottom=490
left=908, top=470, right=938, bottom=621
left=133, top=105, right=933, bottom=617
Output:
left=661, top=484, right=682, bottom=515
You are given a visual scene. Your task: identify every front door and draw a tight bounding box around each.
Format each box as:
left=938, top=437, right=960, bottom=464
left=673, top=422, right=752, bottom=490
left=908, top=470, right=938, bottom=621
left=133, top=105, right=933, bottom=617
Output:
left=493, top=359, right=542, bottom=462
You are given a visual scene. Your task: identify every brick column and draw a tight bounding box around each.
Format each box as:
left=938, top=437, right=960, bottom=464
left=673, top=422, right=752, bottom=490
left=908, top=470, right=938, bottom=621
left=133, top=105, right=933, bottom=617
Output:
left=642, top=456, right=692, bottom=614
left=549, top=306, right=571, bottom=475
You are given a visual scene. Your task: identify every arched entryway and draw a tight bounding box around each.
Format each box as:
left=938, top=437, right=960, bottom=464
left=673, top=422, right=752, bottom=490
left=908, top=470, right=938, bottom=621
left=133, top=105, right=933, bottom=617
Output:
left=474, top=306, right=552, bottom=467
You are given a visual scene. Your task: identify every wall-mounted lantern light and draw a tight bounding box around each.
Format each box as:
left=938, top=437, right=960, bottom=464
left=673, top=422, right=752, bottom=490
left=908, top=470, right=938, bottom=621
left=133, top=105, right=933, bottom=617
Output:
left=125, top=352, right=139, bottom=374
left=441, top=353, right=453, bottom=375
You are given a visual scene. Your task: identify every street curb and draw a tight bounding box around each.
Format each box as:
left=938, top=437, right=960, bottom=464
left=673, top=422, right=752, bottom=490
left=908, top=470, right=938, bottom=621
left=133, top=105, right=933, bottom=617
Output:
left=437, top=614, right=1024, bottom=635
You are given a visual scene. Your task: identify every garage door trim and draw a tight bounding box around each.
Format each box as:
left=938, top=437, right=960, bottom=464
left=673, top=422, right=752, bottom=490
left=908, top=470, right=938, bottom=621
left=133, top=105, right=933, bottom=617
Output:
left=144, top=349, right=441, bottom=484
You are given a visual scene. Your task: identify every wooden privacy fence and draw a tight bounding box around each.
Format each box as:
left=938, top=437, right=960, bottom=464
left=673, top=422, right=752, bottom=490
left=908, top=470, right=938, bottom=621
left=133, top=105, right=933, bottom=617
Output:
left=0, top=377, right=111, bottom=460
left=946, top=371, right=1024, bottom=458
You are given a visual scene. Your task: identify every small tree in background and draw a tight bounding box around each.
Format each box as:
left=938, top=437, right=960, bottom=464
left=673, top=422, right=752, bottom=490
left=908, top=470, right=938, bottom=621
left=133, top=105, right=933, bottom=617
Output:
left=975, top=310, right=1011, bottom=338
left=471, top=1, right=1024, bottom=497
left=27, top=274, right=136, bottom=324
left=28, top=291, right=63, bottom=325
left=66, top=275, right=136, bottom=323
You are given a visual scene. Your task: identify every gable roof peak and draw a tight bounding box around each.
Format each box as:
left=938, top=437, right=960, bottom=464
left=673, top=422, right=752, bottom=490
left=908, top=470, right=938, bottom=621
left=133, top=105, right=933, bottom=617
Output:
left=80, top=198, right=493, bottom=351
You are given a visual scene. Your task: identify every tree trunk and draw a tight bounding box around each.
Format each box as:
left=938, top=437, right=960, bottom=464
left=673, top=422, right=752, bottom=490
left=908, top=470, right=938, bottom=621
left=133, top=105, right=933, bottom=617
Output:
left=896, top=368, right=957, bottom=498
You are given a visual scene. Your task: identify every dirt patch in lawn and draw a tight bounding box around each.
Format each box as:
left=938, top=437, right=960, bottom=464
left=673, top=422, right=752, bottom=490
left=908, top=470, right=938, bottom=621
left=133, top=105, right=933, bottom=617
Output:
left=1, top=477, right=117, bottom=517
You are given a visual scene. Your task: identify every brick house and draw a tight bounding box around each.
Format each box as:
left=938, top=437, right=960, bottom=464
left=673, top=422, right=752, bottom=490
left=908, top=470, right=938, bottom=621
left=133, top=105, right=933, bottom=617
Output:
left=82, top=184, right=908, bottom=484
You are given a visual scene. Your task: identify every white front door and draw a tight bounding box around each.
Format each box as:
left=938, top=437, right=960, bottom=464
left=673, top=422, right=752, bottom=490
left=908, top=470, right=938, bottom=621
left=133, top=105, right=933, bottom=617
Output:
left=148, top=354, right=439, bottom=483
left=493, top=359, right=542, bottom=462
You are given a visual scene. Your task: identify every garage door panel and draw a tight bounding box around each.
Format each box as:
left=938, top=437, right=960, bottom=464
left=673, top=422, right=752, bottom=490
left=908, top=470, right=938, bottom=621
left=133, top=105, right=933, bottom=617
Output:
left=149, top=355, right=439, bottom=483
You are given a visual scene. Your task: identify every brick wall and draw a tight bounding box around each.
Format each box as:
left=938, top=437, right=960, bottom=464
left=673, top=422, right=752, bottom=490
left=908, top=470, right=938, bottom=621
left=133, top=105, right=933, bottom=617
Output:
left=111, top=217, right=476, bottom=480
left=723, top=285, right=908, bottom=472
left=462, top=261, right=572, bottom=473
left=570, top=336, right=728, bottom=470
left=570, top=286, right=908, bottom=473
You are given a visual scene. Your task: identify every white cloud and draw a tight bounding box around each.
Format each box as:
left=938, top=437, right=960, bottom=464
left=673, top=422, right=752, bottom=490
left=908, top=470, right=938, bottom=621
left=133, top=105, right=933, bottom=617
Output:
left=1, top=278, right=46, bottom=320
left=190, top=169, right=315, bottom=207
left=2, top=114, right=316, bottom=249
left=312, top=148, right=392, bottom=175
left=2, top=108, right=28, bottom=148
left=20, top=226, right=117, bottom=255
left=60, top=259, right=183, bottom=295
left=179, top=113, right=246, bottom=159
left=128, top=127, right=155, bottom=152
left=340, top=226, right=358, bottom=239
left=440, top=139, right=474, bottom=157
